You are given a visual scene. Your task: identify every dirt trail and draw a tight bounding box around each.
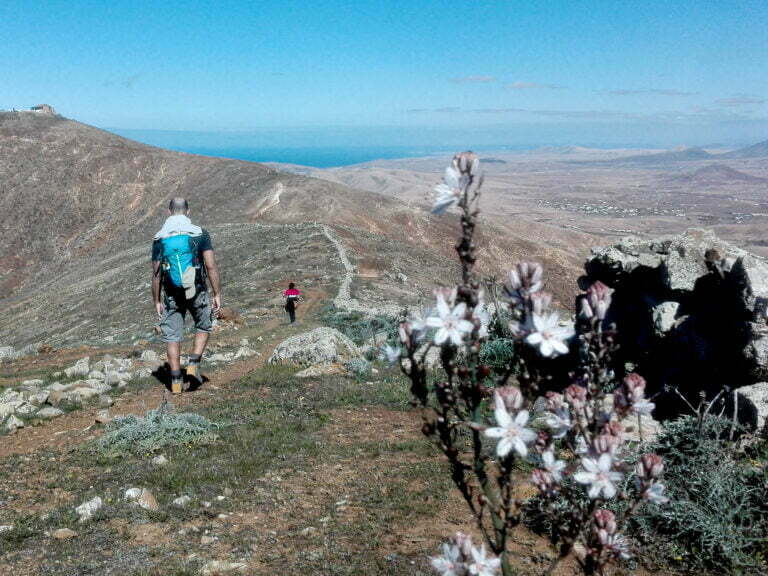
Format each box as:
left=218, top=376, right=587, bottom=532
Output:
left=321, top=224, right=400, bottom=316
left=250, top=182, right=284, bottom=218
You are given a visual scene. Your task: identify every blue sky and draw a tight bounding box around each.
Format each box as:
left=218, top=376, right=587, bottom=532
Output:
left=1, top=0, right=766, bottom=147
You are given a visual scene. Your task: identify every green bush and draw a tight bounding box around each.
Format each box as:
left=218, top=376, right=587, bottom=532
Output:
left=96, top=403, right=219, bottom=456
left=479, top=338, right=516, bottom=375
left=319, top=303, right=399, bottom=345
left=345, top=358, right=372, bottom=381
left=630, top=416, right=768, bottom=573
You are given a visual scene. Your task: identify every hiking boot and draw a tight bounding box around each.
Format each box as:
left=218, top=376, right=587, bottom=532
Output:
left=185, top=362, right=200, bottom=381
left=171, top=377, right=184, bottom=395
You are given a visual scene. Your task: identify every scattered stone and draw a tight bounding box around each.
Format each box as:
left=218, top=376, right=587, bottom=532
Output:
left=46, top=382, right=69, bottom=392
left=152, top=454, right=169, bottom=466
left=0, top=401, right=21, bottom=421
left=140, top=350, right=160, bottom=362
left=223, top=487, right=233, bottom=497
left=25, top=390, right=50, bottom=406
left=124, top=488, right=159, bottom=511
left=51, top=528, right=77, bottom=540
left=5, top=414, right=24, bottom=432
left=14, top=402, right=37, bottom=416
left=621, top=413, right=663, bottom=443
left=36, top=407, right=64, bottom=420
left=233, top=346, right=255, bottom=360
left=21, top=379, right=44, bottom=388
left=724, top=382, right=768, bottom=437
left=173, top=495, right=191, bottom=507
left=0, top=346, right=19, bottom=361
left=64, top=357, right=90, bottom=378
left=95, top=409, right=112, bottom=425
left=75, top=496, right=103, bottom=522
left=87, top=370, right=105, bottom=380
left=201, top=560, right=248, bottom=575
left=269, top=327, right=362, bottom=366
left=200, top=535, right=217, bottom=545
left=0, top=525, right=13, bottom=533
left=98, top=395, right=114, bottom=408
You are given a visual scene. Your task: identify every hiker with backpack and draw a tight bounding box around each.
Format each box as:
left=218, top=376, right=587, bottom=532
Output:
left=283, top=282, right=302, bottom=323
left=151, top=197, right=222, bottom=394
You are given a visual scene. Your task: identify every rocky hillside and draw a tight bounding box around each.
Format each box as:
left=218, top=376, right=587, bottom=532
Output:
left=0, top=111, right=589, bottom=350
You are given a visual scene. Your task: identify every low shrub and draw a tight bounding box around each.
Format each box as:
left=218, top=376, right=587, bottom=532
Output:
left=629, top=415, right=768, bottom=573
left=319, top=304, right=398, bottom=345
left=345, top=357, right=372, bottom=381
left=96, top=403, right=219, bottom=456
left=479, top=337, right=516, bottom=375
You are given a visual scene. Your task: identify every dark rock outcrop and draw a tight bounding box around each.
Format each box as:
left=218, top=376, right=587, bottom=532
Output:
left=583, top=229, right=768, bottom=418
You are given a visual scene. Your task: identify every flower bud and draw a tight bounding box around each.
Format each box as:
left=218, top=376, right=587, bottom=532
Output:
left=586, top=281, right=613, bottom=320
left=623, top=373, right=647, bottom=401
left=531, top=291, right=552, bottom=315
left=564, top=383, right=588, bottom=407
left=636, top=453, right=664, bottom=480
left=579, top=297, right=594, bottom=319
left=451, top=532, right=474, bottom=558
left=592, top=432, right=621, bottom=456
left=496, top=386, right=524, bottom=411
left=545, top=391, right=564, bottom=412
left=593, top=509, right=617, bottom=535
left=532, top=469, right=556, bottom=495
left=535, top=429, right=552, bottom=453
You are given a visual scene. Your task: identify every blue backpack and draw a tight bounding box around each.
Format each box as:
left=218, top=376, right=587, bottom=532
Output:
left=160, top=234, right=197, bottom=289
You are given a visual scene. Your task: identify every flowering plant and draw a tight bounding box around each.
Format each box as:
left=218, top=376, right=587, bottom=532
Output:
left=388, top=153, right=668, bottom=575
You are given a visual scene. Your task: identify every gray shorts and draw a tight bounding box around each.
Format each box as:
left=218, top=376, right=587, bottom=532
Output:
left=160, top=290, right=213, bottom=343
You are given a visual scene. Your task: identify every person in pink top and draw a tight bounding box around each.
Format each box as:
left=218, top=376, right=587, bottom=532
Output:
left=283, top=282, right=302, bottom=323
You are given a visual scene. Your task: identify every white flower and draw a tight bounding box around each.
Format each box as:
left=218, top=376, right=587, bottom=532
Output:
left=484, top=392, right=537, bottom=458
left=426, top=296, right=474, bottom=347
left=431, top=542, right=465, bottom=576
left=541, top=450, right=567, bottom=482
left=524, top=313, right=574, bottom=357
left=432, top=166, right=463, bottom=214
left=642, top=482, right=669, bottom=505
left=573, top=453, right=624, bottom=499
left=467, top=544, right=501, bottom=576
left=544, top=406, right=572, bottom=439
left=631, top=399, right=655, bottom=416
left=380, top=344, right=401, bottom=366
left=599, top=532, right=631, bottom=560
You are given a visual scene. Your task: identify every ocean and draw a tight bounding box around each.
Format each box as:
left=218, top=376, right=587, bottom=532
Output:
left=164, top=145, right=464, bottom=168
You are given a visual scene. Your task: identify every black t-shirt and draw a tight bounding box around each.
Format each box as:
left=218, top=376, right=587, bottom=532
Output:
left=152, top=229, right=213, bottom=291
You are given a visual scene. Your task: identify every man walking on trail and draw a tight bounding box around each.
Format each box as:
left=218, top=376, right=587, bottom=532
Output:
left=152, top=197, right=222, bottom=394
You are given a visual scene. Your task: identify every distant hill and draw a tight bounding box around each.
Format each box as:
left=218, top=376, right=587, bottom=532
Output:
left=722, top=139, right=768, bottom=159
left=665, top=163, right=767, bottom=186
left=614, top=146, right=713, bottom=165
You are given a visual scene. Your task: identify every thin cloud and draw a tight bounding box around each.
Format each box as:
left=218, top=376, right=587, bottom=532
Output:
left=607, top=88, right=696, bottom=96
left=716, top=95, right=765, bottom=106
left=506, top=82, right=564, bottom=90
left=449, top=75, right=496, bottom=84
